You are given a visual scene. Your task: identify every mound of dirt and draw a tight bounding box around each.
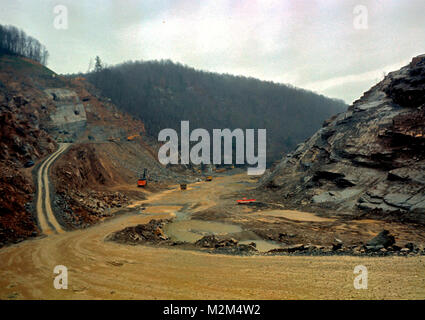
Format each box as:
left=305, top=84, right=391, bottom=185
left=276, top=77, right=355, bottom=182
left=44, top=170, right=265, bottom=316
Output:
left=107, top=219, right=170, bottom=244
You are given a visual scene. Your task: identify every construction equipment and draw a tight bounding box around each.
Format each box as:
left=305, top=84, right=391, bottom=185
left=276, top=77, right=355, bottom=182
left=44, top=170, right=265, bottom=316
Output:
left=237, top=197, right=256, bottom=205
left=127, top=134, right=140, bottom=141
left=137, top=168, right=147, bottom=188
left=206, top=176, right=213, bottom=182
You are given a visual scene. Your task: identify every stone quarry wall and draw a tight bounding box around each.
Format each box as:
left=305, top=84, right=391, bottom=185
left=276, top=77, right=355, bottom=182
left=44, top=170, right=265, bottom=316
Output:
left=44, top=88, right=87, bottom=141
left=259, top=55, right=425, bottom=222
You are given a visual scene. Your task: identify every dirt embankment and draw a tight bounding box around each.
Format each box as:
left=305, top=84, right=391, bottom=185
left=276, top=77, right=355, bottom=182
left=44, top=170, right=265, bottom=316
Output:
left=0, top=163, right=37, bottom=246
left=0, top=61, right=58, bottom=245
left=50, top=140, right=196, bottom=229
left=50, top=143, right=148, bottom=229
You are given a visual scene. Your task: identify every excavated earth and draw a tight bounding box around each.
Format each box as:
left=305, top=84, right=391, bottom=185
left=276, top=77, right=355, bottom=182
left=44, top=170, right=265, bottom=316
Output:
left=108, top=174, right=425, bottom=257
left=0, top=54, right=192, bottom=247
left=257, top=54, right=425, bottom=224
left=0, top=56, right=58, bottom=245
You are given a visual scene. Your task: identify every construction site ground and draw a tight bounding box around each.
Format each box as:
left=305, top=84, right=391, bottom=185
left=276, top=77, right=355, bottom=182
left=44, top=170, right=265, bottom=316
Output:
left=1, top=173, right=425, bottom=299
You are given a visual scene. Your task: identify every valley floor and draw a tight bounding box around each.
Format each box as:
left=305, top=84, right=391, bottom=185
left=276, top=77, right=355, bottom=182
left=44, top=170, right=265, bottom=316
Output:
left=0, top=174, right=424, bottom=299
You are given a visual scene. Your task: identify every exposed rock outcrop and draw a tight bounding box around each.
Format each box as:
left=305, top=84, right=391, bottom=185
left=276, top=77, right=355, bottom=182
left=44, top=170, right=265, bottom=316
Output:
left=259, top=54, right=425, bottom=223
left=0, top=81, right=56, bottom=245
left=44, top=88, right=87, bottom=142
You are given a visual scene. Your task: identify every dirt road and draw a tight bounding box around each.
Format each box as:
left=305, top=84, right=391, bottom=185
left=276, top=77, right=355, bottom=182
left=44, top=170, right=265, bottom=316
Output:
left=36, top=143, right=70, bottom=235
left=1, top=175, right=424, bottom=299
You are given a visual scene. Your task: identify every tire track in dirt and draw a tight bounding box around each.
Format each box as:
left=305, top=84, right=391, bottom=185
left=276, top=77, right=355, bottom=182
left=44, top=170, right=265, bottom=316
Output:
left=36, top=143, right=70, bottom=235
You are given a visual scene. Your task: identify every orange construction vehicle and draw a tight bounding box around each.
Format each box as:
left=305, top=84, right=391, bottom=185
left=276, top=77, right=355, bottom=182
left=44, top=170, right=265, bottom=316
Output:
left=137, top=169, right=147, bottom=187
left=127, top=134, right=140, bottom=141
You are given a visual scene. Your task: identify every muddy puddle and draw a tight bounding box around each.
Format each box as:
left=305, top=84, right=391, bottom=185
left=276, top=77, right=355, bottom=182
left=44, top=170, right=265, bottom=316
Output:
left=163, top=218, right=283, bottom=252
left=164, top=220, right=242, bottom=243
left=139, top=203, right=284, bottom=252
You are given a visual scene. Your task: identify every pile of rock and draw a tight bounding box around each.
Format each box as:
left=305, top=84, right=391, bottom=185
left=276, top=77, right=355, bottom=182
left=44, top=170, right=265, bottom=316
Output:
left=107, top=219, right=170, bottom=244
left=72, top=190, right=129, bottom=217
left=195, top=235, right=258, bottom=254
left=266, top=230, right=425, bottom=256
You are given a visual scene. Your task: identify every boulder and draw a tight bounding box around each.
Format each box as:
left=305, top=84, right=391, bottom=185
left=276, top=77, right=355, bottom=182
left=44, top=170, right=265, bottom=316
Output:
left=366, top=230, right=395, bottom=248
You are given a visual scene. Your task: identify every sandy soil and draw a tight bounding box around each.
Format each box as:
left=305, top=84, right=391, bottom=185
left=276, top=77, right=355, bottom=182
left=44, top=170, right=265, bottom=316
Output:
left=0, top=174, right=424, bottom=300
left=256, top=209, right=335, bottom=222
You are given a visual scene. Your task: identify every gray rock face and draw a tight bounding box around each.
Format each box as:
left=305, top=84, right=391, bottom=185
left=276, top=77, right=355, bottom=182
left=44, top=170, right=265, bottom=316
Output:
left=259, top=55, right=425, bottom=223
left=44, top=88, right=87, bottom=141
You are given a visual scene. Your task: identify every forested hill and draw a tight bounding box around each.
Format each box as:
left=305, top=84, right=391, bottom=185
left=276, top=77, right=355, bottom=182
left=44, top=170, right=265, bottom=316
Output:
left=0, top=24, right=49, bottom=65
left=86, top=60, right=347, bottom=163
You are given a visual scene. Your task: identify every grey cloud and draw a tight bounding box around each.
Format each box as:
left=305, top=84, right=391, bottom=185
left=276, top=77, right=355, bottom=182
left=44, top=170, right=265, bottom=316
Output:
left=0, top=0, right=424, bottom=103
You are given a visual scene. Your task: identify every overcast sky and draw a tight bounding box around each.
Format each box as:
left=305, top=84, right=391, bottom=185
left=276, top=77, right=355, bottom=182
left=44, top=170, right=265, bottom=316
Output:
left=1, top=0, right=424, bottom=103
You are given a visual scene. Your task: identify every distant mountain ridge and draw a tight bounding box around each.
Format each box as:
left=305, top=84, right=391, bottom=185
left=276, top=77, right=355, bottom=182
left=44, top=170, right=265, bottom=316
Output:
left=85, top=60, right=347, bottom=163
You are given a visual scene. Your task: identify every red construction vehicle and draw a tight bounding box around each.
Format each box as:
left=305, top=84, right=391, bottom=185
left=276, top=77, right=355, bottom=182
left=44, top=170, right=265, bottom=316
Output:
left=137, top=168, right=147, bottom=187
left=237, top=197, right=256, bottom=205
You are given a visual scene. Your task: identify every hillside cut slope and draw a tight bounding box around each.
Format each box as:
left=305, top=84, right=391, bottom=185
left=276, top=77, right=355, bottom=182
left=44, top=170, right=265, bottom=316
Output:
left=259, top=55, right=425, bottom=223
left=0, top=54, right=182, bottom=246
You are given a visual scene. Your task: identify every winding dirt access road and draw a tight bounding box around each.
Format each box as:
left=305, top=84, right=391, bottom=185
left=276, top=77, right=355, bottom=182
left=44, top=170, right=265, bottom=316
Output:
left=36, top=143, right=70, bottom=235
left=1, top=175, right=425, bottom=299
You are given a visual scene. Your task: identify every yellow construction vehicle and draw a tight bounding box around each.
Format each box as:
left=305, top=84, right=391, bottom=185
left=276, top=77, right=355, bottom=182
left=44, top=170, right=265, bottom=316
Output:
left=206, top=176, right=213, bottom=182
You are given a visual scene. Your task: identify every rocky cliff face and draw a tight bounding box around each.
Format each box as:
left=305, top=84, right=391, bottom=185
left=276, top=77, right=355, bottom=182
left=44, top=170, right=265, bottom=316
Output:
left=44, top=88, right=87, bottom=141
left=259, top=55, right=425, bottom=223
